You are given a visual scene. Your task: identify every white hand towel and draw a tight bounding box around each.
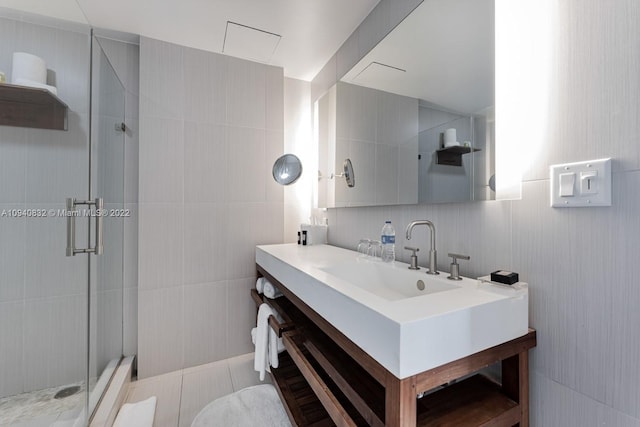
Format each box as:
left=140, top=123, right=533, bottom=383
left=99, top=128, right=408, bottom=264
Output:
left=254, top=304, right=284, bottom=380
left=256, top=277, right=266, bottom=294
left=113, top=396, right=157, bottom=427
left=251, top=327, right=285, bottom=353
left=263, top=280, right=283, bottom=299
left=254, top=304, right=272, bottom=380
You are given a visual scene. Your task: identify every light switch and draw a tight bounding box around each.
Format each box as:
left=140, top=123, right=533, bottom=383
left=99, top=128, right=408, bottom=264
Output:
left=559, top=173, right=575, bottom=197
left=550, top=158, right=612, bottom=207
left=580, top=171, right=598, bottom=194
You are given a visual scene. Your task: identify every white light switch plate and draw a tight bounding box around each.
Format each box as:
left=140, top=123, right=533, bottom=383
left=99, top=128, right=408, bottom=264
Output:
left=550, top=158, right=612, bottom=207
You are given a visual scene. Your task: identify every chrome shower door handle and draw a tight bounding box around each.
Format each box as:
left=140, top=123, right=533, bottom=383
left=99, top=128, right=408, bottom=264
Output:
left=94, top=197, right=103, bottom=255
left=65, top=197, right=104, bottom=256
left=66, top=198, right=76, bottom=256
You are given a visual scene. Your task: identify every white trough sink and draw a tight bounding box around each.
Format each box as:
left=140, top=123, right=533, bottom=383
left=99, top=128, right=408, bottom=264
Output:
left=320, top=262, right=460, bottom=301
left=256, top=243, right=529, bottom=379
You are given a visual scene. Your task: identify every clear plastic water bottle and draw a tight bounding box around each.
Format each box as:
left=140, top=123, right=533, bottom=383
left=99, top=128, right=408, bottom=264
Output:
left=381, top=220, right=396, bottom=262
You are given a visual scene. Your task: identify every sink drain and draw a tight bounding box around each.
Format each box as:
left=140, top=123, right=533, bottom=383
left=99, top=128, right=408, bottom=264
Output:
left=54, top=385, right=81, bottom=399
left=416, top=280, right=425, bottom=291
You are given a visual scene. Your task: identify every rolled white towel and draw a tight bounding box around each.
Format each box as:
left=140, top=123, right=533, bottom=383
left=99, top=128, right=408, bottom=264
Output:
left=256, top=277, right=266, bottom=294
left=263, top=280, right=283, bottom=299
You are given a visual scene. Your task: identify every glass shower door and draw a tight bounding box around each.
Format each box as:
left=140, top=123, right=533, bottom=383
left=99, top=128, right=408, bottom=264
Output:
left=0, top=13, right=127, bottom=427
left=0, top=8, right=94, bottom=426
left=87, top=36, right=126, bottom=418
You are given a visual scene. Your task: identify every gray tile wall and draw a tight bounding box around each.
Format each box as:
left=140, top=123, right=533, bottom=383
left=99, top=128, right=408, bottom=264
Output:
left=138, top=37, right=284, bottom=378
left=323, top=82, right=418, bottom=207
left=313, top=0, right=640, bottom=424
left=418, top=110, right=472, bottom=203
left=0, top=17, right=91, bottom=398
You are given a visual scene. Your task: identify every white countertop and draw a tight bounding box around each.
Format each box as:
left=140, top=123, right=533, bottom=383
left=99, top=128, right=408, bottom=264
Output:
left=256, top=243, right=529, bottom=379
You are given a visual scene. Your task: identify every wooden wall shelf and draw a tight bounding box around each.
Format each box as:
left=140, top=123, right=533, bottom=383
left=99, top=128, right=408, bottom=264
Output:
left=436, top=145, right=480, bottom=166
left=255, top=265, right=537, bottom=427
left=0, top=83, right=68, bottom=130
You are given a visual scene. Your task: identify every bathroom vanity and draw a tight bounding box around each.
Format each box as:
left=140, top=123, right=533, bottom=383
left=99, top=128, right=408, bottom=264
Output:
left=254, top=244, right=536, bottom=426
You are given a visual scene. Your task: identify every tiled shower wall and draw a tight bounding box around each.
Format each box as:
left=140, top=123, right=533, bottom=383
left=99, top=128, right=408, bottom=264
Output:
left=138, top=37, right=284, bottom=378
left=314, top=0, right=640, bottom=425
left=0, top=17, right=90, bottom=398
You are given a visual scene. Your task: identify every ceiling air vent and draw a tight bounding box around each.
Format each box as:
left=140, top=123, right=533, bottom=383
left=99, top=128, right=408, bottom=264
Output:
left=222, top=21, right=281, bottom=63
left=352, top=61, right=406, bottom=86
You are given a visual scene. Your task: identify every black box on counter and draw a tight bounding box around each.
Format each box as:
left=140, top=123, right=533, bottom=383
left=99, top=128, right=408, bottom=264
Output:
left=490, top=270, right=519, bottom=285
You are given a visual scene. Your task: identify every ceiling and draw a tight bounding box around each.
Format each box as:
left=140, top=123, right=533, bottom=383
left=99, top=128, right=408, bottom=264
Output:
left=0, top=0, right=381, bottom=81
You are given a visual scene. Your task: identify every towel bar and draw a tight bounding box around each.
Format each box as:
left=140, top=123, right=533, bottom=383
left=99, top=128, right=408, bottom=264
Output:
left=268, top=315, right=295, bottom=338
left=251, top=288, right=264, bottom=307
left=252, top=288, right=296, bottom=337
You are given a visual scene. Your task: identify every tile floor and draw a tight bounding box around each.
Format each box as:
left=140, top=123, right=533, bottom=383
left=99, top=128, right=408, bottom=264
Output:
left=124, top=352, right=270, bottom=427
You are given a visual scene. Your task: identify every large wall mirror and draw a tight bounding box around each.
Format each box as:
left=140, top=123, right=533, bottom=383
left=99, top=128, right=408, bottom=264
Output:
left=316, top=0, right=500, bottom=208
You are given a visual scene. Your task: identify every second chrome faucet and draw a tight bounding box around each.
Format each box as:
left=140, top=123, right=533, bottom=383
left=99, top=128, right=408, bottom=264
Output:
left=405, top=220, right=438, bottom=275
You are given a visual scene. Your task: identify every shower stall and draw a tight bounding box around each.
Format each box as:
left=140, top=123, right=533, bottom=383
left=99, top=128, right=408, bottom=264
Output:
left=0, top=7, right=132, bottom=426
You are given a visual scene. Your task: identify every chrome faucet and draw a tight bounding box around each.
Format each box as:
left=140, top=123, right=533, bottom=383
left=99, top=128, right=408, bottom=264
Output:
left=405, top=220, right=438, bottom=275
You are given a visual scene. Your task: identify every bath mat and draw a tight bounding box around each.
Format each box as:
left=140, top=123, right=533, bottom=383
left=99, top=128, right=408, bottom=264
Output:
left=191, top=384, right=290, bottom=427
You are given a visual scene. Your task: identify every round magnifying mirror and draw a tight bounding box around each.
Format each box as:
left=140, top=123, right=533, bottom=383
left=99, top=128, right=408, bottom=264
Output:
left=343, top=158, right=355, bottom=188
left=272, top=154, right=303, bottom=185
left=488, top=174, right=496, bottom=192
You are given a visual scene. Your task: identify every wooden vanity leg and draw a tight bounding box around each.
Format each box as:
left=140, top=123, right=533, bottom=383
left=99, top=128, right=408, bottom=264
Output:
left=385, top=376, right=417, bottom=427
left=502, top=350, right=530, bottom=427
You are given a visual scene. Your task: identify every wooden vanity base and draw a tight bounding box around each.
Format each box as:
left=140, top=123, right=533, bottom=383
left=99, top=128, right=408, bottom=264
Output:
left=255, top=265, right=537, bottom=427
